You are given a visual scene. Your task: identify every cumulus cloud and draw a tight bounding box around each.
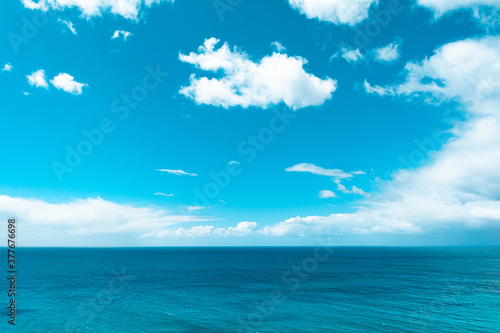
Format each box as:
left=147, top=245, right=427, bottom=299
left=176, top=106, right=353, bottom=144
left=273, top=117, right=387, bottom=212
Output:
left=2, top=63, right=13, bottom=72
left=373, top=41, right=401, bottom=62
left=319, top=190, right=336, bottom=198
left=111, top=30, right=133, bottom=41
left=27, top=69, right=48, bottom=88
left=50, top=73, right=88, bottom=95
left=21, top=0, right=175, bottom=21
left=0, top=195, right=211, bottom=237
left=179, top=38, right=337, bottom=110
left=156, top=169, right=197, bottom=176
left=286, top=163, right=365, bottom=180
left=143, top=221, right=258, bottom=238
left=287, top=0, right=378, bottom=25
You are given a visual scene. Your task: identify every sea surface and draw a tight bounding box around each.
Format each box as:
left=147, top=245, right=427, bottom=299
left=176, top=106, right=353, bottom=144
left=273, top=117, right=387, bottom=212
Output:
left=6, top=247, right=500, bottom=332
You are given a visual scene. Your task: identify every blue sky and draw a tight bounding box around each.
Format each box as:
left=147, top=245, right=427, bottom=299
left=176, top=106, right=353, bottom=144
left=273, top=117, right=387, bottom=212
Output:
left=1, top=0, right=500, bottom=246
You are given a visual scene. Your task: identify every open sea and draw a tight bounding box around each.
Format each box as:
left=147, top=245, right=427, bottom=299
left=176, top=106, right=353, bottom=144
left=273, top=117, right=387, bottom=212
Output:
left=7, top=247, right=500, bottom=332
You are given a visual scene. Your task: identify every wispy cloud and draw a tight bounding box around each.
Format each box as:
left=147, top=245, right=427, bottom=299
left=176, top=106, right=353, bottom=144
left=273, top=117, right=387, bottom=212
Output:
left=286, top=163, right=365, bottom=180
left=332, top=48, right=364, bottom=63
left=154, top=192, right=174, bottom=198
left=59, top=19, right=77, bottom=35
left=156, top=169, right=198, bottom=176
left=318, top=190, right=336, bottom=199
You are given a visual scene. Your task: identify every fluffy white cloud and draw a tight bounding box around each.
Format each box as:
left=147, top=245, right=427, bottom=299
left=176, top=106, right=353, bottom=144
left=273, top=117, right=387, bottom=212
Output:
left=111, top=30, right=133, bottom=41
left=21, top=0, right=175, bottom=21
left=2, top=63, right=13, bottom=72
left=156, top=169, right=197, bottom=176
left=59, top=19, right=77, bottom=35
left=50, top=73, right=88, bottom=95
left=144, top=221, right=258, bottom=238
left=0, top=195, right=211, bottom=237
left=179, top=38, right=337, bottom=110
left=286, top=163, right=365, bottom=180
left=287, top=0, right=378, bottom=25
left=319, top=190, right=336, bottom=198
left=374, top=41, right=400, bottom=62
left=27, top=69, right=48, bottom=88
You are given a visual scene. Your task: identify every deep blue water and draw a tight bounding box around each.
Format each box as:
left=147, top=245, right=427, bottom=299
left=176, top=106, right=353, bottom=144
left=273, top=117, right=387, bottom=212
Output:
left=4, top=247, right=500, bottom=332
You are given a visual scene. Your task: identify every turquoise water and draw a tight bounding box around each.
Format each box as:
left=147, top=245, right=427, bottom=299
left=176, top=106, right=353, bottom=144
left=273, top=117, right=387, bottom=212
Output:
left=7, top=247, right=500, bottom=332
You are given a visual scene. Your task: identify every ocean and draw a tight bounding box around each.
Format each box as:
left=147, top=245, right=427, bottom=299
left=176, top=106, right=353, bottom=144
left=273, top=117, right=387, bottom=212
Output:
left=8, top=247, right=500, bottom=332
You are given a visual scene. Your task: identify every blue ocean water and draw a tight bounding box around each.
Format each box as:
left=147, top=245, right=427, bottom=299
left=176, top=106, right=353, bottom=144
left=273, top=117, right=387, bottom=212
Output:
left=6, top=247, right=500, bottom=332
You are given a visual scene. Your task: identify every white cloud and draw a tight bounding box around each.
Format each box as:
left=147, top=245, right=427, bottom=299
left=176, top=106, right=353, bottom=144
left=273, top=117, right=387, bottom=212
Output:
left=2, top=63, right=13, bottom=72
left=111, top=30, right=133, bottom=41
left=286, top=163, right=365, bottom=180
left=156, top=169, right=197, bottom=176
left=187, top=205, right=204, bottom=211
left=374, top=41, right=400, bottom=62
left=0, top=195, right=211, bottom=237
left=319, top=190, right=336, bottom=198
left=171, top=36, right=500, bottom=239
left=143, top=221, right=258, bottom=238
left=59, top=19, right=77, bottom=35
left=364, top=80, right=396, bottom=96
left=269, top=35, right=500, bottom=238
left=21, top=0, right=175, bottom=21
left=271, top=41, right=287, bottom=52
left=337, top=184, right=369, bottom=196
left=228, top=161, right=240, bottom=166
left=287, top=0, right=378, bottom=25
left=179, top=38, right=337, bottom=110
left=417, top=0, right=500, bottom=16
left=50, top=73, right=88, bottom=95
left=332, top=48, right=364, bottom=63
left=27, top=69, right=48, bottom=88
left=154, top=192, right=174, bottom=198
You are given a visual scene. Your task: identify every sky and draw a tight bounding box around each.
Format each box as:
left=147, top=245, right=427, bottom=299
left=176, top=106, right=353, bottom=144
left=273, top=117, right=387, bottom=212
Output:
left=0, top=0, right=500, bottom=247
